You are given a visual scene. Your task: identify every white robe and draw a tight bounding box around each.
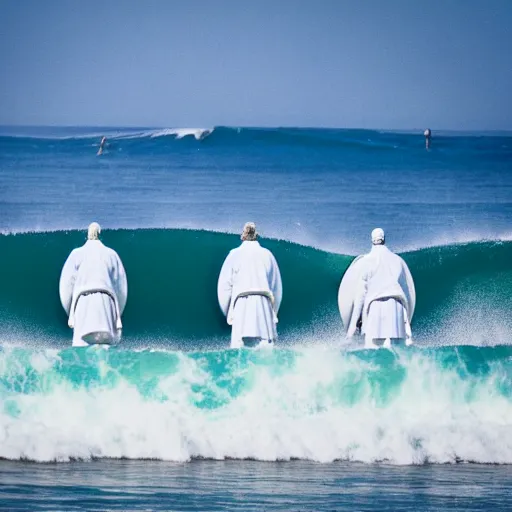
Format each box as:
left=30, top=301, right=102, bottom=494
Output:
left=347, top=244, right=412, bottom=345
left=59, top=240, right=127, bottom=347
left=217, top=241, right=282, bottom=348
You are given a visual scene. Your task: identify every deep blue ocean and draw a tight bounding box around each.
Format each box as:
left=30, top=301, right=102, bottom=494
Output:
left=1, top=126, right=512, bottom=510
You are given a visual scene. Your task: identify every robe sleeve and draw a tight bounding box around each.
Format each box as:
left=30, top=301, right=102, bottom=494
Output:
left=347, top=263, right=369, bottom=338
left=59, top=249, right=79, bottom=314
left=217, top=252, right=234, bottom=317
left=112, top=251, right=128, bottom=314
left=398, top=259, right=414, bottom=319
left=269, top=253, right=283, bottom=313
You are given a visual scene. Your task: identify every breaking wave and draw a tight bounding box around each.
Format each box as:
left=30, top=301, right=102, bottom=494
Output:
left=1, top=229, right=512, bottom=464
left=1, top=344, right=511, bottom=464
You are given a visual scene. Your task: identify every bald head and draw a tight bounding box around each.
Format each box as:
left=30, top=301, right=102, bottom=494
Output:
left=87, top=222, right=101, bottom=240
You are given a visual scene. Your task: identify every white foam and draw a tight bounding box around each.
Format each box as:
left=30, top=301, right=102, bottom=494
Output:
left=1, top=127, right=215, bottom=142
left=1, top=347, right=511, bottom=464
left=149, top=128, right=213, bottom=140
left=399, top=230, right=512, bottom=254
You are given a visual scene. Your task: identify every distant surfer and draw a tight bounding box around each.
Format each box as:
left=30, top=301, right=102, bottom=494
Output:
left=346, top=228, right=414, bottom=349
left=424, top=129, right=431, bottom=149
left=97, top=136, right=107, bottom=156
left=217, top=222, right=282, bottom=349
left=59, top=222, right=128, bottom=347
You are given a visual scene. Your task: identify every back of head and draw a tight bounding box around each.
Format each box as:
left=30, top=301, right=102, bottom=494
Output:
left=87, top=222, right=101, bottom=241
left=371, top=227, right=385, bottom=245
left=241, top=222, right=258, bottom=241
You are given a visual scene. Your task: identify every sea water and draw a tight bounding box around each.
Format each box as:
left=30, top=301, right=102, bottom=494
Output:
left=1, top=126, right=511, bottom=510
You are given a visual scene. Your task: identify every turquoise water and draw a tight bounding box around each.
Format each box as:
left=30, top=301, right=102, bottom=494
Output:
left=1, top=345, right=512, bottom=464
left=1, top=126, right=512, bottom=510
left=1, top=230, right=511, bottom=346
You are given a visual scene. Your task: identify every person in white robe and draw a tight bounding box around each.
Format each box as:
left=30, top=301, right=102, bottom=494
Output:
left=59, top=222, right=128, bottom=347
left=217, top=222, right=282, bottom=349
left=347, top=228, right=413, bottom=349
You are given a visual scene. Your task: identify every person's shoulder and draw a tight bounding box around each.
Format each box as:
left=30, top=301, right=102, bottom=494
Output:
left=387, top=247, right=401, bottom=258
left=69, top=246, right=82, bottom=258
left=388, top=248, right=406, bottom=265
left=103, top=244, right=122, bottom=259
left=223, top=246, right=240, bottom=262
left=259, top=245, right=277, bottom=259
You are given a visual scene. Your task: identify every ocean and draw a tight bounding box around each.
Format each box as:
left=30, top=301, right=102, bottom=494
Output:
left=1, top=126, right=512, bottom=510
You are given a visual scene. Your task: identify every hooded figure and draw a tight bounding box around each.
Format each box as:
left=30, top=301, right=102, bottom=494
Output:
left=217, top=222, right=282, bottom=348
left=347, top=228, right=414, bottom=348
left=59, top=223, right=127, bottom=347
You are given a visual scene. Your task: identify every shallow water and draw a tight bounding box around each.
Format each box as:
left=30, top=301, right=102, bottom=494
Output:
left=1, top=460, right=511, bottom=511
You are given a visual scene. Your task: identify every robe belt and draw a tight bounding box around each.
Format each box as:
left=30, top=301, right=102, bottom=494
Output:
left=231, top=290, right=278, bottom=324
left=233, top=290, right=275, bottom=308
left=366, top=295, right=412, bottom=340
left=68, top=289, right=122, bottom=330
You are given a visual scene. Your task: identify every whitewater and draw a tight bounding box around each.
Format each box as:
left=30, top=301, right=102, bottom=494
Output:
left=2, top=343, right=512, bottom=464
left=1, top=127, right=512, bottom=511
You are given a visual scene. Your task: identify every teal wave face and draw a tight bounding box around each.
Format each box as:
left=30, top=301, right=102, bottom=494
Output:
left=0, top=229, right=347, bottom=346
left=402, top=241, right=512, bottom=344
left=1, top=230, right=512, bottom=347
left=1, top=345, right=511, bottom=463
left=2, top=128, right=511, bottom=157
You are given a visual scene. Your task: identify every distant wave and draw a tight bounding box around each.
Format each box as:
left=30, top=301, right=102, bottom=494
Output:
left=1, top=127, right=510, bottom=156
left=0, top=127, right=215, bottom=142
left=150, top=128, right=213, bottom=140
left=112, top=127, right=214, bottom=141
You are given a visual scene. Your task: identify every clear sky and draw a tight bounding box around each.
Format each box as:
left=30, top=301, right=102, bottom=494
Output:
left=1, top=0, right=511, bottom=130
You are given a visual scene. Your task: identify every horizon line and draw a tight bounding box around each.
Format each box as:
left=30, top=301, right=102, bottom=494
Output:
left=1, top=124, right=512, bottom=135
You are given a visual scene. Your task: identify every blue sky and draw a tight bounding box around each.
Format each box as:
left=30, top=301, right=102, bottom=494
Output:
left=1, top=0, right=511, bottom=129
